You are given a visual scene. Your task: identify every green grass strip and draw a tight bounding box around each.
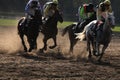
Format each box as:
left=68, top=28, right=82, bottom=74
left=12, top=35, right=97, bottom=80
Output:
left=0, top=18, right=120, bottom=32
left=0, top=18, right=18, bottom=27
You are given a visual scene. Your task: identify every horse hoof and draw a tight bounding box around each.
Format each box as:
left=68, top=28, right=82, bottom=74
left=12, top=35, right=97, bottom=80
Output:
left=93, top=52, right=100, bottom=57
left=28, top=48, right=33, bottom=52
left=24, top=48, right=27, bottom=52
left=49, top=45, right=56, bottom=49
left=28, top=49, right=32, bottom=52
left=39, top=49, right=44, bottom=53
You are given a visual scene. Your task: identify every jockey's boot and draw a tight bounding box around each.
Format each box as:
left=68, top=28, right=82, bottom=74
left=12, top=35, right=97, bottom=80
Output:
left=73, top=22, right=81, bottom=33
left=20, top=19, right=25, bottom=26
left=76, top=22, right=81, bottom=29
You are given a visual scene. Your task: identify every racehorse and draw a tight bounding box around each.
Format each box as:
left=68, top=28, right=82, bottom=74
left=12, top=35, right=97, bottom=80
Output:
left=62, top=12, right=96, bottom=54
left=76, top=12, right=115, bottom=62
left=39, top=10, right=63, bottom=53
left=18, top=8, right=42, bottom=52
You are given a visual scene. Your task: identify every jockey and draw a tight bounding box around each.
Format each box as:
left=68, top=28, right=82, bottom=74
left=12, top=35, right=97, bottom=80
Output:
left=76, top=3, right=95, bottom=31
left=24, top=0, right=41, bottom=26
left=43, top=0, right=58, bottom=22
left=78, top=3, right=95, bottom=22
left=97, top=0, right=112, bottom=20
left=25, top=0, right=41, bottom=18
left=95, top=0, right=112, bottom=30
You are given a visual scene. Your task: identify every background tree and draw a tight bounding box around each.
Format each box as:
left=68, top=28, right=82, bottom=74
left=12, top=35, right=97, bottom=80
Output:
left=0, top=0, right=119, bottom=24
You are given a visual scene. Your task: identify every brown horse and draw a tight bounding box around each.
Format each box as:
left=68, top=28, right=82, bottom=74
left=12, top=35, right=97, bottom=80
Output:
left=18, top=8, right=42, bottom=52
left=39, top=10, right=63, bottom=53
left=62, top=12, right=96, bottom=54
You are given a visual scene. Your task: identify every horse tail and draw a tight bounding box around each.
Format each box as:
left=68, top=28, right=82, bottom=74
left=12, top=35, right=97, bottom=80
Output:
left=75, top=26, right=86, bottom=41
left=62, top=24, right=76, bottom=36
left=75, top=20, right=97, bottom=41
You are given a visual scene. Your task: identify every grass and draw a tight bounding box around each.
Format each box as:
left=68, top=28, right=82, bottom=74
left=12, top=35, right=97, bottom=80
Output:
left=0, top=18, right=120, bottom=32
left=112, top=26, right=120, bottom=32
left=0, top=18, right=18, bottom=27
left=58, top=21, right=75, bottom=28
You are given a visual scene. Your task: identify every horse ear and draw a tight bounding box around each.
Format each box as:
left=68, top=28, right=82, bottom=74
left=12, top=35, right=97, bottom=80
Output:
left=111, top=11, right=114, bottom=15
left=108, top=12, right=113, bottom=15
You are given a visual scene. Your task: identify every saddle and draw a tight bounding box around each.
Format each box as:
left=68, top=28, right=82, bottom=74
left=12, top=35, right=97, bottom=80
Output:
left=74, top=19, right=90, bottom=33
left=91, top=20, right=104, bottom=37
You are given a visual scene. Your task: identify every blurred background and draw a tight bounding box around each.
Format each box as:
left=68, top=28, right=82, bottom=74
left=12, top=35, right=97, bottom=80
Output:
left=0, top=0, right=119, bottom=24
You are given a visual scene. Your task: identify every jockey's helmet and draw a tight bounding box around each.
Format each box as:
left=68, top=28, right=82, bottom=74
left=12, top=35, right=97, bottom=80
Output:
left=89, top=3, right=94, bottom=8
left=31, top=0, right=38, bottom=7
left=99, top=2, right=106, bottom=11
left=88, top=3, right=94, bottom=12
left=52, top=0, right=58, bottom=5
left=103, top=0, right=111, bottom=6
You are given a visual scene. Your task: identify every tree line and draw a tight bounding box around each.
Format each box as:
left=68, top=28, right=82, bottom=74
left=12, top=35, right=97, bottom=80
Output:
left=0, top=0, right=119, bottom=23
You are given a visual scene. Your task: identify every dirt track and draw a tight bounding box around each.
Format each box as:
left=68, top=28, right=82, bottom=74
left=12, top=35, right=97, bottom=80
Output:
left=0, top=26, right=120, bottom=80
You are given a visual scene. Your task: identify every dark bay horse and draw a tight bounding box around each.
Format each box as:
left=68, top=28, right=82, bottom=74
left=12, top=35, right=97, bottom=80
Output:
left=76, top=12, right=115, bottom=62
left=39, top=10, right=63, bottom=53
left=62, top=12, right=96, bottom=54
left=18, top=8, right=42, bottom=52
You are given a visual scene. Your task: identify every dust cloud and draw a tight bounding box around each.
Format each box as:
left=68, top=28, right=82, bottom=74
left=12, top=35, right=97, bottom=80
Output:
left=0, top=26, right=22, bottom=54
left=0, top=26, right=88, bottom=59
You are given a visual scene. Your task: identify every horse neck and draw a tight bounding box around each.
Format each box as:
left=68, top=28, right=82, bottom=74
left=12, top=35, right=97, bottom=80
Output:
left=45, top=18, right=57, bottom=29
left=102, top=20, right=111, bottom=34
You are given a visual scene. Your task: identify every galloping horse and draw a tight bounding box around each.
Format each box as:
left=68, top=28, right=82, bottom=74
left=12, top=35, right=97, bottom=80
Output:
left=39, top=10, right=63, bottom=53
left=18, top=8, right=42, bottom=52
left=62, top=12, right=96, bottom=54
left=76, top=12, right=115, bottom=62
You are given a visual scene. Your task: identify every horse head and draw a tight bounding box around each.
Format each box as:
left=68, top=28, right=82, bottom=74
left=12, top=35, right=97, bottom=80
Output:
left=107, top=12, right=115, bottom=28
left=53, top=10, right=63, bottom=23
left=32, top=8, right=42, bottom=23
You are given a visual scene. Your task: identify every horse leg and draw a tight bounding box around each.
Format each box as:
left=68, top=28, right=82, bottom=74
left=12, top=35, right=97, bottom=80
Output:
left=98, top=44, right=108, bottom=62
left=40, top=36, right=48, bottom=52
left=33, top=39, right=37, bottom=49
left=33, top=35, right=38, bottom=50
left=92, top=41, right=96, bottom=56
left=87, top=41, right=92, bottom=59
left=49, top=36, right=57, bottom=49
left=94, top=42, right=100, bottom=56
left=19, top=34, right=27, bottom=52
left=69, top=39, right=77, bottom=55
left=28, top=38, right=34, bottom=52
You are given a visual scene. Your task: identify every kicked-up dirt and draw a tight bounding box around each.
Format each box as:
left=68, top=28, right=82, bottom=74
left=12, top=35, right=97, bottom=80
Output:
left=0, top=26, right=120, bottom=80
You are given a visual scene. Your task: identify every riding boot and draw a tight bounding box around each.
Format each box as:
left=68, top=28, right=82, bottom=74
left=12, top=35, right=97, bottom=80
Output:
left=76, top=22, right=81, bottom=29
left=20, top=19, right=25, bottom=26
left=73, top=22, right=81, bottom=33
